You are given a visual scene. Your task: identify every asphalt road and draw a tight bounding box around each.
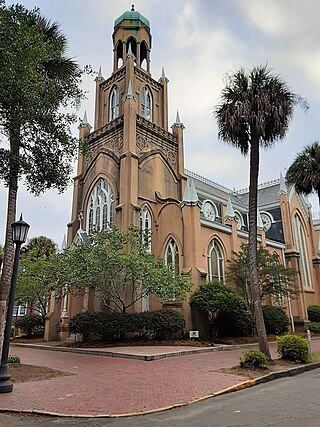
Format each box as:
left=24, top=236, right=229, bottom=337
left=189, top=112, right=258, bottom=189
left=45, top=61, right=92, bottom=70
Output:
left=1, top=368, right=320, bottom=427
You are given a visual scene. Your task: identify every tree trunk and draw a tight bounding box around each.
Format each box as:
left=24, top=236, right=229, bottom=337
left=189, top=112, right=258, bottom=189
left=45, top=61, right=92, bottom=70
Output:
left=0, top=185, right=17, bottom=347
left=248, top=138, right=271, bottom=360
left=0, top=124, right=20, bottom=349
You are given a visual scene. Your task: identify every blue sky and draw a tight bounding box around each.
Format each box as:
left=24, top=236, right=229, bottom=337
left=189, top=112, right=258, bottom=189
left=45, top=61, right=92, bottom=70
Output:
left=1, top=0, right=320, bottom=246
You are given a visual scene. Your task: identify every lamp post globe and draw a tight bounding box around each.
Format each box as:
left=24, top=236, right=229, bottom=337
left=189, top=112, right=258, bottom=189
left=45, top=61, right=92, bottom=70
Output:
left=0, top=214, right=29, bottom=393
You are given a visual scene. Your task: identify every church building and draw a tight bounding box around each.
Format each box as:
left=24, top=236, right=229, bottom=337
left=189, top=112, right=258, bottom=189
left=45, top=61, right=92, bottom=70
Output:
left=45, top=7, right=320, bottom=341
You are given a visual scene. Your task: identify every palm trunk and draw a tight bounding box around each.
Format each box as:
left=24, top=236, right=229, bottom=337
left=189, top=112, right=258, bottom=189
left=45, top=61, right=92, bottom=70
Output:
left=248, top=137, right=271, bottom=360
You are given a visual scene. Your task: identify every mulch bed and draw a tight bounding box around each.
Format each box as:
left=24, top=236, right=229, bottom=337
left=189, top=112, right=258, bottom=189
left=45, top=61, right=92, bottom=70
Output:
left=9, top=364, right=75, bottom=383
left=219, top=359, right=300, bottom=380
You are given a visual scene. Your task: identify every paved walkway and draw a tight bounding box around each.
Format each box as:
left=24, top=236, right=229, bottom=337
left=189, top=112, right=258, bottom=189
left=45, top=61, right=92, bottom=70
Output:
left=1, top=340, right=320, bottom=417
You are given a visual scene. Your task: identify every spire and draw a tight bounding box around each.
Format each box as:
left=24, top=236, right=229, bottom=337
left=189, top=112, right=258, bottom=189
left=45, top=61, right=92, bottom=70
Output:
left=171, top=110, right=185, bottom=130
left=95, top=66, right=104, bottom=82
left=126, top=42, right=135, bottom=60
left=279, top=172, right=287, bottom=196
left=79, top=110, right=92, bottom=129
left=224, top=196, right=235, bottom=220
left=123, top=79, right=136, bottom=101
left=60, top=234, right=67, bottom=253
left=159, top=67, right=169, bottom=82
left=257, top=208, right=264, bottom=230
left=180, top=178, right=199, bottom=207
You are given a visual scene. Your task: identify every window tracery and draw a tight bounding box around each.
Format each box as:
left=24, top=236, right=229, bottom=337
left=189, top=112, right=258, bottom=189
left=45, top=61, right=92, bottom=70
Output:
left=87, top=179, right=114, bottom=234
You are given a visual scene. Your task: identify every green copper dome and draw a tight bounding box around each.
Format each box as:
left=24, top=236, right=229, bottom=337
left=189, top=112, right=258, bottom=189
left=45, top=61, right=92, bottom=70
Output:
left=114, top=5, right=150, bottom=28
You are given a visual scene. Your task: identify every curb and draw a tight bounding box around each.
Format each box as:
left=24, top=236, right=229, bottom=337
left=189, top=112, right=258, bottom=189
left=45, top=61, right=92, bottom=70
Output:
left=1, top=361, right=320, bottom=418
left=10, top=342, right=241, bottom=361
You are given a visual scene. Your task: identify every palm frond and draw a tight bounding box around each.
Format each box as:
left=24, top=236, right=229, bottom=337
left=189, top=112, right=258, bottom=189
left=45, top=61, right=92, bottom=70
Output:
left=286, top=141, right=320, bottom=195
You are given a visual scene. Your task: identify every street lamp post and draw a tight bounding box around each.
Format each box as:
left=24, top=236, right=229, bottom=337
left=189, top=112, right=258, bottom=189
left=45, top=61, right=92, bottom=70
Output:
left=0, top=215, right=30, bottom=393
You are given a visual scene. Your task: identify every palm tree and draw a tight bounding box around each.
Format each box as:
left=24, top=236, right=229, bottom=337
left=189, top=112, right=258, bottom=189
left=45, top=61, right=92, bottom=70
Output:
left=215, top=65, right=297, bottom=359
left=0, top=9, right=80, bottom=343
left=26, top=236, right=57, bottom=259
left=286, top=142, right=320, bottom=206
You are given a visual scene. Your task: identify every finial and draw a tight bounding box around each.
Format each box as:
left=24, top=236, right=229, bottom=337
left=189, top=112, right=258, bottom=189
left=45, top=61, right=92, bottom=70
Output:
left=123, top=79, right=136, bottom=101
left=180, top=178, right=200, bottom=207
left=127, top=80, right=133, bottom=97
left=131, top=4, right=135, bottom=11
left=171, top=110, right=185, bottom=130
left=95, top=66, right=104, bottom=82
left=224, top=196, right=235, bottom=220
left=126, top=42, right=135, bottom=60
left=279, top=172, right=287, bottom=196
left=79, top=110, right=92, bottom=129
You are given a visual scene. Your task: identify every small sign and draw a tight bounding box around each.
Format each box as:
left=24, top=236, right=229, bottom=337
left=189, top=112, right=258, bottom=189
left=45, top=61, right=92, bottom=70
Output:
left=189, top=330, right=199, bottom=339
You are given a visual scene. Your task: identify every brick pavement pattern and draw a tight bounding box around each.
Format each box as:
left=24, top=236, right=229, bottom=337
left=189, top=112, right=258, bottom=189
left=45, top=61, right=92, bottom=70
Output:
left=1, top=340, right=320, bottom=417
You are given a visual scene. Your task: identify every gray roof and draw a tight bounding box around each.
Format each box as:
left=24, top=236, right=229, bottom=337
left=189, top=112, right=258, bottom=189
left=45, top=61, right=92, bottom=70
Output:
left=185, top=170, right=245, bottom=209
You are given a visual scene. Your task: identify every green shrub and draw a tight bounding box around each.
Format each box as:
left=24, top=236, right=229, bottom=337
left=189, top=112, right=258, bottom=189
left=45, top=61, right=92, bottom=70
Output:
left=307, top=322, right=320, bottom=334
left=15, top=314, right=44, bottom=337
left=136, top=310, right=185, bottom=340
left=69, top=312, right=128, bottom=341
left=276, top=334, right=309, bottom=363
left=240, top=349, right=268, bottom=368
left=69, top=310, right=185, bottom=342
left=262, top=306, right=289, bottom=335
left=307, top=305, right=320, bottom=322
left=190, top=282, right=254, bottom=338
left=8, top=355, right=21, bottom=364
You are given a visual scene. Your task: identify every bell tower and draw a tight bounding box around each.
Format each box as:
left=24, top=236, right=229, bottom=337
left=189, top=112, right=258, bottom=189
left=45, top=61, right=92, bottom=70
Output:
left=113, top=5, right=152, bottom=73
left=68, top=6, right=184, bottom=248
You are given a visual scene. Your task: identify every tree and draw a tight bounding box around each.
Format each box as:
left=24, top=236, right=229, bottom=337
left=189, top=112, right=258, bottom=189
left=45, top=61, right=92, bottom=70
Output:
left=25, top=236, right=57, bottom=259
left=189, top=282, right=254, bottom=338
left=56, top=227, right=191, bottom=313
left=215, top=65, right=299, bottom=359
left=15, top=237, right=57, bottom=319
left=226, top=243, right=296, bottom=313
left=0, top=3, right=84, bottom=338
left=286, top=142, right=320, bottom=206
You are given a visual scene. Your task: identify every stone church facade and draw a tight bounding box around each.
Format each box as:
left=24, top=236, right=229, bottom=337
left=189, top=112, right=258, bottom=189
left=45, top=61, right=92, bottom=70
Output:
left=45, top=7, right=320, bottom=341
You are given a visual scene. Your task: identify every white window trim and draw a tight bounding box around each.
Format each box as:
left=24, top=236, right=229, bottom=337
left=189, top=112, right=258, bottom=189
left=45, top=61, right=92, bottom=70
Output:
left=208, top=239, right=224, bottom=282
left=294, top=215, right=312, bottom=288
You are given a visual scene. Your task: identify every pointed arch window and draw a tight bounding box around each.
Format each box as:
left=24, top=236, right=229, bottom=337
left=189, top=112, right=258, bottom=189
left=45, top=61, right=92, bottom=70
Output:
left=87, top=179, right=114, bottom=234
left=140, top=207, right=152, bottom=252
left=141, top=86, right=152, bottom=121
left=294, top=215, right=311, bottom=288
left=165, top=238, right=179, bottom=273
left=109, top=86, right=120, bottom=121
left=208, top=239, right=224, bottom=282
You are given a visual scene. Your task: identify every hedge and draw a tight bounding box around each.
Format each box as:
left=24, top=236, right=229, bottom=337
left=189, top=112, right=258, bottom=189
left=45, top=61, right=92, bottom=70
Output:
left=69, top=310, right=186, bottom=342
left=262, top=305, right=289, bottom=335
left=15, top=314, right=44, bottom=337
left=307, top=305, right=320, bottom=322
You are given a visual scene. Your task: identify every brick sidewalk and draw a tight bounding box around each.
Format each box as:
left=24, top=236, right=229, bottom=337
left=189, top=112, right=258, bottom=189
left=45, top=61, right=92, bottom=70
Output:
left=1, top=340, right=320, bottom=417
